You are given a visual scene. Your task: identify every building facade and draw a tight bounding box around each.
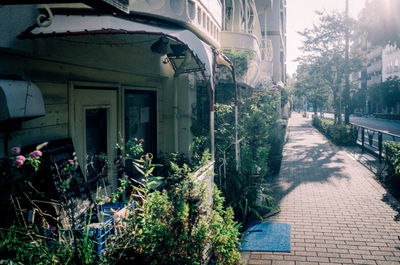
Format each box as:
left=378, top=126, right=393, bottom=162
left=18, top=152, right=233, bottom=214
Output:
left=0, top=1, right=285, bottom=199
left=382, top=44, right=400, bottom=81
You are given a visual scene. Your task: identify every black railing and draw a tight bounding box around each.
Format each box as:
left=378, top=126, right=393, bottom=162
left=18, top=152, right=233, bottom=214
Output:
left=351, top=123, right=400, bottom=162
left=313, top=114, right=400, bottom=162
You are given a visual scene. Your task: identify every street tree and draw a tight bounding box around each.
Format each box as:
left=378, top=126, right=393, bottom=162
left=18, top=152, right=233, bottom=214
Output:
left=295, top=62, right=330, bottom=116
left=297, top=11, right=364, bottom=124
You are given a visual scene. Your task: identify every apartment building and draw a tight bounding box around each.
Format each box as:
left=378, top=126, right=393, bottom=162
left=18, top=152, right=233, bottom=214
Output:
left=267, top=0, right=286, bottom=87
left=382, top=44, right=400, bottom=81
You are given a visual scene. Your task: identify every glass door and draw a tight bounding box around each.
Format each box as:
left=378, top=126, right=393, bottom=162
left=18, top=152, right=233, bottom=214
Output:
left=124, top=90, right=157, bottom=177
left=74, top=89, right=117, bottom=192
left=124, top=90, right=157, bottom=155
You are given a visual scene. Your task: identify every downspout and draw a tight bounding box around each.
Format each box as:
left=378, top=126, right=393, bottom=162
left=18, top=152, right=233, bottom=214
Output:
left=215, top=51, right=240, bottom=169
left=232, top=67, right=239, bottom=170
left=198, top=48, right=216, bottom=161
left=174, top=76, right=179, bottom=152
left=200, top=69, right=214, bottom=161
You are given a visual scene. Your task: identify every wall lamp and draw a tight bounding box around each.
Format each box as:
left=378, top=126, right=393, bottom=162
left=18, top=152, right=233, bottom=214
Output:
left=151, top=36, right=169, bottom=54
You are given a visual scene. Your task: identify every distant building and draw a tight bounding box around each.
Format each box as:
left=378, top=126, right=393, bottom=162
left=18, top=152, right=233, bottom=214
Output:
left=367, top=45, right=383, bottom=89
left=267, top=0, right=286, bottom=87
left=382, top=44, right=400, bottom=81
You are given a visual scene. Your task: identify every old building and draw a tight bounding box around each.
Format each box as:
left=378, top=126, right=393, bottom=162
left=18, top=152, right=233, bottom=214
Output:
left=0, top=1, right=284, bottom=200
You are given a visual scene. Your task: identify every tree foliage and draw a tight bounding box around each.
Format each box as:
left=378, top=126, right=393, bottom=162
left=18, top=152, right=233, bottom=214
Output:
left=368, top=76, right=400, bottom=113
left=222, top=49, right=254, bottom=80
left=295, top=62, right=330, bottom=114
left=358, top=0, right=400, bottom=46
left=296, top=11, right=364, bottom=123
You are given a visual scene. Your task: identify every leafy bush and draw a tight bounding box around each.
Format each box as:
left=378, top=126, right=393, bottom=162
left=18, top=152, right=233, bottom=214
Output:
left=104, top=154, right=241, bottom=265
left=374, top=113, right=400, bottom=120
left=1, top=140, right=241, bottom=265
left=209, top=185, right=241, bottom=265
left=214, top=92, right=282, bottom=224
left=312, top=116, right=357, bottom=146
left=384, top=141, right=400, bottom=179
left=379, top=142, right=400, bottom=199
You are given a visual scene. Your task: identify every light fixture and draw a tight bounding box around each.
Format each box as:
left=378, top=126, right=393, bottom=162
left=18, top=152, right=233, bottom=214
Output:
left=170, top=44, right=187, bottom=56
left=151, top=37, right=169, bottom=54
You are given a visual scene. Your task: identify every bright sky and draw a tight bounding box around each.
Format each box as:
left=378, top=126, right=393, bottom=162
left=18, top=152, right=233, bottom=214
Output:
left=286, top=0, right=366, bottom=76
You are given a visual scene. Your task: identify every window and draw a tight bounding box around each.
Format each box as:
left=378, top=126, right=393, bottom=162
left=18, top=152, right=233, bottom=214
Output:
left=124, top=90, right=157, bottom=177
left=197, top=8, right=202, bottom=24
left=86, top=108, right=107, bottom=185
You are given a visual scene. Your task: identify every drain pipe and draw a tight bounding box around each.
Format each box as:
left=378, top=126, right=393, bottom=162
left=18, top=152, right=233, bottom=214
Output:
left=232, top=68, right=239, bottom=170
left=173, top=76, right=179, bottom=153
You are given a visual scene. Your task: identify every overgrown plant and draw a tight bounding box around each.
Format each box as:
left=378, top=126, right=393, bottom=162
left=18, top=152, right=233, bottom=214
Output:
left=104, top=152, right=241, bottom=265
left=383, top=142, right=400, bottom=195
left=1, top=139, right=242, bottom=264
left=214, top=91, right=282, bottom=224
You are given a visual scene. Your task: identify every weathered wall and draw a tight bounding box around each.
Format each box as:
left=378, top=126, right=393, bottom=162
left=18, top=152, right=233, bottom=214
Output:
left=0, top=41, right=175, bottom=157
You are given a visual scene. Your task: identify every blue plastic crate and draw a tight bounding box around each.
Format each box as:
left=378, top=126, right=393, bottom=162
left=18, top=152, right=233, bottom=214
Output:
left=44, top=217, right=114, bottom=255
left=98, top=201, right=135, bottom=213
left=98, top=201, right=135, bottom=220
left=93, top=218, right=114, bottom=254
left=45, top=202, right=135, bottom=255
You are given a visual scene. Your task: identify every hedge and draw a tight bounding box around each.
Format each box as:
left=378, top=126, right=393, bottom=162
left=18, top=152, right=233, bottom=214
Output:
left=384, top=141, right=400, bottom=177
left=374, top=113, right=400, bottom=120
left=312, top=116, right=358, bottom=146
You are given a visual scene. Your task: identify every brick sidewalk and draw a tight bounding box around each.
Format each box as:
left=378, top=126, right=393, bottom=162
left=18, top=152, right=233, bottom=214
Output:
left=242, top=113, right=400, bottom=265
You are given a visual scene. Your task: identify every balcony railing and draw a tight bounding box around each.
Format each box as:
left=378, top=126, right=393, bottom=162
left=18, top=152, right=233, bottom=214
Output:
left=130, top=0, right=222, bottom=47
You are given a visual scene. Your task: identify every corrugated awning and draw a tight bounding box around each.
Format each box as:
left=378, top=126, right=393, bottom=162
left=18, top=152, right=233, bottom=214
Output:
left=19, top=14, right=215, bottom=79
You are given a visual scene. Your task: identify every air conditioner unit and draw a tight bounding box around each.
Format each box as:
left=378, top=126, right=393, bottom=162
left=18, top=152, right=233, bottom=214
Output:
left=0, top=80, right=45, bottom=124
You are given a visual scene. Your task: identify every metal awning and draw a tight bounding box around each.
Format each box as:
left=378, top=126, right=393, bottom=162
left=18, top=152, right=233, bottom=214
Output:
left=17, top=14, right=237, bottom=161
left=19, top=14, right=215, bottom=80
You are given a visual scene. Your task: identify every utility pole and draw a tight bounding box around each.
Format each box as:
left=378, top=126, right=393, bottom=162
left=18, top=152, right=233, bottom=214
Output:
left=344, top=0, right=350, bottom=124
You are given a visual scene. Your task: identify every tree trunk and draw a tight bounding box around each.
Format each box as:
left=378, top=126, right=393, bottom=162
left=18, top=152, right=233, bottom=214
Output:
left=338, top=97, right=342, bottom=124
left=313, top=102, right=318, bottom=116
left=333, top=92, right=338, bottom=123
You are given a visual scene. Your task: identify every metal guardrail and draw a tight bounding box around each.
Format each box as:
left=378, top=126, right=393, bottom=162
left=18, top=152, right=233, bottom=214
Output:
left=315, top=115, right=400, bottom=161
left=351, top=123, right=400, bottom=162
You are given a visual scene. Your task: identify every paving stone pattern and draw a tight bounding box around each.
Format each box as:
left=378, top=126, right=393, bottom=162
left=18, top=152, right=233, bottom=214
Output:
left=243, top=113, right=400, bottom=265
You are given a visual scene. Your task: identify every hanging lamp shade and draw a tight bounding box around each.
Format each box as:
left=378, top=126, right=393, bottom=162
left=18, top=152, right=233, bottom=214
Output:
left=151, top=36, right=169, bottom=54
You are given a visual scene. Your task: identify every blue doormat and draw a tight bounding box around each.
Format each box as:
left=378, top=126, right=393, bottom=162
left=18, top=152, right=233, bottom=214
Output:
left=240, top=222, right=291, bottom=252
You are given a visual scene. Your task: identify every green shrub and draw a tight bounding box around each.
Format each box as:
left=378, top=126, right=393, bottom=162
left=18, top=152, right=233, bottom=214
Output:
left=214, top=92, right=282, bottom=224
left=381, top=142, right=400, bottom=198
left=312, top=117, right=357, bottom=146
left=103, top=155, right=241, bottom=265
left=1, top=141, right=241, bottom=265
left=384, top=141, right=400, bottom=177
left=209, top=185, right=241, bottom=265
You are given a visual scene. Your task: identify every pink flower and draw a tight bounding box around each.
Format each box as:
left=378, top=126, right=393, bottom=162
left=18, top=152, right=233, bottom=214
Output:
left=139, top=139, right=144, bottom=143
left=133, top=138, right=138, bottom=142
left=16, top=155, right=26, bottom=163
left=29, top=150, right=42, bottom=158
left=104, top=196, right=111, bottom=204
left=124, top=174, right=129, bottom=179
left=14, top=159, right=24, bottom=168
left=68, top=159, right=74, bottom=166
left=10, top=147, right=21, bottom=155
